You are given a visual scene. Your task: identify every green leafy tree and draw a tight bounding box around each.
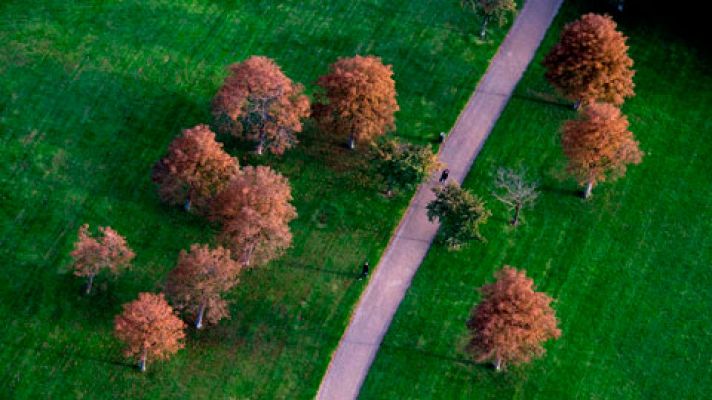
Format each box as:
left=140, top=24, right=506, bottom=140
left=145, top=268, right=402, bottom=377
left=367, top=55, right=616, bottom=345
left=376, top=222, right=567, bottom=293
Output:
left=426, top=183, right=491, bottom=250
left=372, top=138, right=442, bottom=196
left=462, top=0, right=517, bottom=39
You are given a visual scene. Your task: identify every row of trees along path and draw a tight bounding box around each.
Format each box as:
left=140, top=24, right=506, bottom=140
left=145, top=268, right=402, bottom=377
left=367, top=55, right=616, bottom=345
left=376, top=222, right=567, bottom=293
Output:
left=316, top=0, right=564, bottom=398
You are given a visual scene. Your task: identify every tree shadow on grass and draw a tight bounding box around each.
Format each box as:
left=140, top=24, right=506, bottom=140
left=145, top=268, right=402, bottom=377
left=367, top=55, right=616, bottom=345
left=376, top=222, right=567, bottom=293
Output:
left=511, top=93, right=573, bottom=110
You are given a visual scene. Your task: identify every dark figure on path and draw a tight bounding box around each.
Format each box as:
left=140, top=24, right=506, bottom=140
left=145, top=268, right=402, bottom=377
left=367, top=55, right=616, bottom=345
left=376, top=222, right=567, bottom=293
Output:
left=439, top=131, right=446, bottom=143
left=439, top=169, right=450, bottom=183
left=358, top=261, right=369, bottom=280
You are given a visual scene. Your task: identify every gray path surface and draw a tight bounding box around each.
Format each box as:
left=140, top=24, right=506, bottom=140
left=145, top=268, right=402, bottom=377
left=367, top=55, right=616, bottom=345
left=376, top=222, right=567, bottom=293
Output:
left=316, top=0, right=563, bottom=398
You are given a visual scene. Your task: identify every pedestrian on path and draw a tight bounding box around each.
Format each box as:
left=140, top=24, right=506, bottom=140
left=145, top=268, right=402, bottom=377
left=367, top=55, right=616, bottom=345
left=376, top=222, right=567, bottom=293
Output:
left=439, top=168, right=450, bottom=183
left=439, top=131, right=446, bottom=143
left=358, top=261, right=369, bottom=280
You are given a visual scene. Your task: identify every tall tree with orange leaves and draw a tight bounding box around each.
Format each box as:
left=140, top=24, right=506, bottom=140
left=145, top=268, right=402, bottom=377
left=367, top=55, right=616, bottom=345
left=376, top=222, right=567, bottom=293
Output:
left=314, top=55, right=399, bottom=150
left=114, top=293, right=186, bottom=372
left=543, top=13, right=635, bottom=108
left=212, top=56, right=310, bottom=155
left=152, top=124, right=239, bottom=212
left=561, top=102, right=643, bottom=198
left=467, top=267, right=560, bottom=371
left=210, top=166, right=297, bottom=267
left=71, top=224, right=135, bottom=295
left=166, top=244, right=242, bottom=329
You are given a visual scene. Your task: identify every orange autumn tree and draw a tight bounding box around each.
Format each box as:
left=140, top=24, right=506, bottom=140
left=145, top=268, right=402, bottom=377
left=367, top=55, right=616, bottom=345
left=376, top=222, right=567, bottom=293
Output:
left=561, top=102, right=643, bottom=198
left=114, top=292, right=186, bottom=372
left=315, top=55, right=399, bottom=149
left=166, top=244, right=242, bottom=329
left=543, top=13, right=635, bottom=108
left=467, top=267, right=560, bottom=371
left=152, top=124, right=239, bottom=212
left=210, top=166, right=297, bottom=267
left=71, top=224, right=135, bottom=295
left=212, top=56, right=310, bottom=155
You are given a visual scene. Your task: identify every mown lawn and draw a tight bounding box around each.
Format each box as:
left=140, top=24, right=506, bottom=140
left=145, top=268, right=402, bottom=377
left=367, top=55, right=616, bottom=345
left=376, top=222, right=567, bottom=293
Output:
left=0, top=0, right=514, bottom=398
left=360, top=1, right=712, bottom=399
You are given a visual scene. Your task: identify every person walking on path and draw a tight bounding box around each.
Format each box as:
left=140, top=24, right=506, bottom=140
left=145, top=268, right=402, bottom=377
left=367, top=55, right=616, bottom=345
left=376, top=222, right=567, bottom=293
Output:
left=439, top=131, right=447, bottom=143
left=439, top=168, right=450, bottom=183
left=357, top=261, right=369, bottom=280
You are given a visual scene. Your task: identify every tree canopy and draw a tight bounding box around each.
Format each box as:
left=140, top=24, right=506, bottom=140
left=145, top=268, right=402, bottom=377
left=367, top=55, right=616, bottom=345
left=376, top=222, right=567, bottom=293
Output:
left=314, top=55, right=399, bottom=149
left=166, top=244, right=242, bottom=329
left=71, top=224, right=135, bottom=295
left=372, top=137, right=441, bottom=195
left=544, top=13, right=635, bottom=106
left=152, top=124, right=239, bottom=212
left=210, top=166, right=297, bottom=267
left=426, top=183, right=491, bottom=250
left=561, top=102, right=643, bottom=198
left=467, top=267, right=561, bottom=371
left=114, top=293, right=186, bottom=372
left=212, top=56, right=310, bottom=155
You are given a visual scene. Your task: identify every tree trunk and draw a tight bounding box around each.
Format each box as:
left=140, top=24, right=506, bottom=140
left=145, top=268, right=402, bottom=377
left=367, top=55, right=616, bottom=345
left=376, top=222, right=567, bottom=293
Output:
left=511, top=204, right=521, bottom=226
left=573, top=99, right=582, bottom=110
left=480, top=15, right=489, bottom=39
left=583, top=181, right=594, bottom=199
left=494, top=356, right=503, bottom=372
left=196, top=303, right=206, bottom=329
left=242, top=242, right=256, bottom=267
left=256, top=135, right=265, bottom=155
left=617, top=0, right=624, bottom=12
left=184, top=199, right=191, bottom=212
left=348, top=134, right=356, bottom=150
left=85, top=274, right=95, bottom=295
left=139, top=349, right=147, bottom=372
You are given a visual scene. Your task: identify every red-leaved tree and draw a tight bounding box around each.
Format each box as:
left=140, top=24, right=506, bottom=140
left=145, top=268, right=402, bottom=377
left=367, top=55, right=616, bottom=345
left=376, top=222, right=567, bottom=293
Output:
left=71, top=224, right=135, bottom=295
left=561, top=102, right=643, bottom=198
left=114, top=293, right=186, bottom=372
left=543, top=13, right=635, bottom=108
left=152, top=124, right=239, bottom=213
left=166, top=244, right=242, bottom=329
left=314, top=55, right=399, bottom=149
left=467, top=267, right=561, bottom=371
left=212, top=56, right=310, bottom=155
left=210, top=166, right=297, bottom=267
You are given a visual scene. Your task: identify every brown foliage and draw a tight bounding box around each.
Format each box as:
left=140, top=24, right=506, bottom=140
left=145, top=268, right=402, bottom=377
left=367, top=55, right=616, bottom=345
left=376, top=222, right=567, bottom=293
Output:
left=314, top=55, right=399, bottom=148
left=210, top=166, right=297, bottom=267
left=561, top=102, right=643, bottom=193
left=152, top=124, right=239, bottom=212
left=166, top=244, right=242, bottom=328
left=467, top=267, right=561, bottom=371
left=543, top=13, right=635, bottom=106
left=114, top=292, right=186, bottom=371
left=212, top=56, right=310, bottom=155
left=70, top=224, right=135, bottom=294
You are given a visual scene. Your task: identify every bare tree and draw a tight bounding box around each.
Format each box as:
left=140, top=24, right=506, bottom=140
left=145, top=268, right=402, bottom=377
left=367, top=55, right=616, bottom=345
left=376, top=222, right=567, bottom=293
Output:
left=492, top=167, right=539, bottom=226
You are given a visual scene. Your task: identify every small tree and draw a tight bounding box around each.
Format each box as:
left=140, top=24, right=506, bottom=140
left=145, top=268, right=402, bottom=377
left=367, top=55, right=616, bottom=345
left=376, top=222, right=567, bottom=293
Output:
left=426, top=183, right=491, bottom=250
left=467, top=266, right=560, bottom=371
left=543, top=13, right=635, bottom=108
left=152, top=124, right=239, bottom=212
left=70, top=224, right=135, bottom=295
left=114, top=293, right=186, bottom=372
left=166, top=244, right=242, bottom=329
left=210, top=166, right=297, bottom=267
left=561, top=102, right=643, bottom=198
left=461, top=0, right=517, bottom=39
left=492, top=167, right=539, bottom=226
left=314, top=55, right=399, bottom=150
left=212, top=56, right=310, bottom=155
left=372, top=137, right=442, bottom=196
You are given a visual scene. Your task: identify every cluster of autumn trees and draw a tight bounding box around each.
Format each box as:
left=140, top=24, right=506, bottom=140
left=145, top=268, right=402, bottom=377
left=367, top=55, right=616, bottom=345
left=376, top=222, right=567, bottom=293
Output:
left=434, top=12, right=643, bottom=371
left=67, top=53, right=422, bottom=372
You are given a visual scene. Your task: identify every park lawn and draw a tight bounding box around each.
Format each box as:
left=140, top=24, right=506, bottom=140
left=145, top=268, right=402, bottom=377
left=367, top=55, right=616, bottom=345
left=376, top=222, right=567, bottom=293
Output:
left=360, top=1, right=712, bottom=399
left=0, top=0, right=516, bottom=398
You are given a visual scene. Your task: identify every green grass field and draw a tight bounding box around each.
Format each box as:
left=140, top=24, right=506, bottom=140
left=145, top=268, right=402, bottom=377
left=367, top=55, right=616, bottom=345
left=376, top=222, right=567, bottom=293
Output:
left=0, top=0, right=515, bottom=398
left=360, top=2, right=712, bottom=399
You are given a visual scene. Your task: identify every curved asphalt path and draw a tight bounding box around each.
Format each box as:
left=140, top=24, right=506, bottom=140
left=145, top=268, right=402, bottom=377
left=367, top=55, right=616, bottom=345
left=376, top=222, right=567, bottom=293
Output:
left=317, top=0, right=564, bottom=398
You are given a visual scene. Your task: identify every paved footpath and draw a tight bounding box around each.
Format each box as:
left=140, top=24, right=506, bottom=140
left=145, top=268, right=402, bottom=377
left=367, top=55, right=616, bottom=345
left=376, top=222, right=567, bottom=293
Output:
left=317, top=0, right=563, bottom=398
